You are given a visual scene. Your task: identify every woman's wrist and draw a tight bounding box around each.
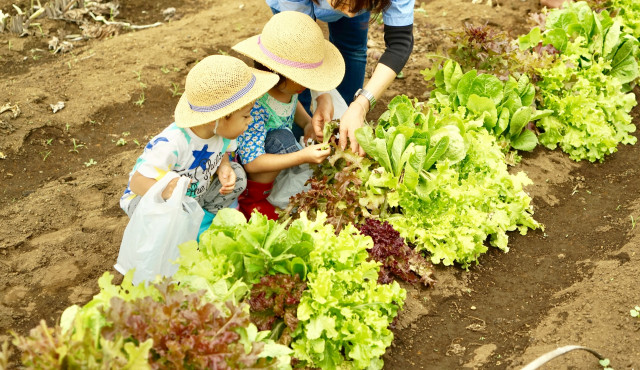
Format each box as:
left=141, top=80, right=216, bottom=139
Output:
left=351, top=96, right=369, bottom=117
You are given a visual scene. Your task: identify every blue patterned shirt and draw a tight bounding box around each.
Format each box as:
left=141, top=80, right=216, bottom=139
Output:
left=236, top=93, right=298, bottom=164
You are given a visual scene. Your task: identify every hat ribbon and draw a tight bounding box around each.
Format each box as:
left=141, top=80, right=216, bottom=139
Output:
left=188, top=74, right=256, bottom=113
left=258, top=36, right=323, bottom=69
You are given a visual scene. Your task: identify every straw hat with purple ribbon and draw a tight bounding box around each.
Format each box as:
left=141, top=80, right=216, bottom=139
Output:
left=174, top=55, right=279, bottom=128
left=231, top=11, right=345, bottom=92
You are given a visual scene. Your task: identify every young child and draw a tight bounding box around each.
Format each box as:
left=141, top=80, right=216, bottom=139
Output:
left=231, top=11, right=346, bottom=220
left=120, top=55, right=279, bottom=233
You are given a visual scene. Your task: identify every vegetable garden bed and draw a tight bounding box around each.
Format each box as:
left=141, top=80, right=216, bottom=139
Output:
left=1, top=0, right=639, bottom=368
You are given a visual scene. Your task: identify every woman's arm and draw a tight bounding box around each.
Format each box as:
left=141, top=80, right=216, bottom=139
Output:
left=339, top=64, right=397, bottom=155
left=339, top=24, right=414, bottom=155
left=378, top=24, right=414, bottom=75
left=294, top=101, right=312, bottom=129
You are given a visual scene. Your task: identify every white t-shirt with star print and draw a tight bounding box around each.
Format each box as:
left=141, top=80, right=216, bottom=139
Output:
left=120, top=122, right=236, bottom=213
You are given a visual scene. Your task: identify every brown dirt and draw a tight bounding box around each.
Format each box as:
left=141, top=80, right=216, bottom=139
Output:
left=1, top=0, right=639, bottom=369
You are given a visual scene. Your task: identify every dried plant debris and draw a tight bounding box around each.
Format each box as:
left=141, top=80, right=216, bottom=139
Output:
left=48, top=37, right=73, bottom=53
left=80, top=23, right=119, bottom=39
left=162, top=7, right=176, bottom=21
left=0, top=104, right=21, bottom=119
left=50, top=101, right=65, bottom=113
left=0, top=11, right=9, bottom=32
left=0, top=0, right=159, bottom=39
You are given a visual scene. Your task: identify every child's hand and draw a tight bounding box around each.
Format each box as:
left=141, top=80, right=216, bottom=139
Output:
left=217, top=164, right=236, bottom=195
left=301, top=143, right=331, bottom=164
left=161, top=177, right=181, bottom=200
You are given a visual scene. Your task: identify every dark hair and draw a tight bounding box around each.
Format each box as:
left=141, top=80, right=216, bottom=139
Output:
left=253, top=61, right=287, bottom=87
left=312, top=0, right=392, bottom=14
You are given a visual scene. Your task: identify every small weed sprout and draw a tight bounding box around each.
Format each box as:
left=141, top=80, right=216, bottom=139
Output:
left=134, top=91, right=145, bottom=107
left=84, top=158, right=97, bottom=167
left=40, top=150, right=51, bottom=161
left=170, top=82, right=182, bottom=97
left=46, top=138, right=53, bottom=145
left=133, top=139, right=141, bottom=147
left=116, top=138, right=127, bottom=146
left=31, top=23, right=44, bottom=36
left=65, top=123, right=71, bottom=132
left=122, top=131, right=131, bottom=137
left=69, top=139, right=85, bottom=153
left=599, top=358, right=613, bottom=370
left=133, top=70, right=142, bottom=81
left=218, top=49, right=229, bottom=56
left=8, top=40, right=12, bottom=50
left=631, top=306, right=640, bottom=318
left=631, top=215, right=636, bottom=229
left=161, top=65, right=170, bottom=74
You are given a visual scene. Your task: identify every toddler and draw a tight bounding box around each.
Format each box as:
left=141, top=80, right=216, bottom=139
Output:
left=120, top=55, right=279, bottom=233
left=231, top=11, right=346, bottom=219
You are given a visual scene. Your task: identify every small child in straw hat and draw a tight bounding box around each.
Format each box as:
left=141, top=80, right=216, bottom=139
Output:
left=231, top=11, right=346, bottom=220
left=120, top=55, right=279, bottom=232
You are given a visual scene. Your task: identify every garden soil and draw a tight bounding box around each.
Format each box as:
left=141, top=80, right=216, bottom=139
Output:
left=1, top=0, right=639, bottom=368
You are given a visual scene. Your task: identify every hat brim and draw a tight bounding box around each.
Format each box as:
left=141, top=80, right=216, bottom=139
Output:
left=232, top=35, right=345, bottom=92
left=174, top=68, right=278, bottom=128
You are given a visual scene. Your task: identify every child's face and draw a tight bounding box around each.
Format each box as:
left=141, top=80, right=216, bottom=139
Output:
left=276, top=78, right=307, bottom=96
left=216, top=102, right=255, bottom=139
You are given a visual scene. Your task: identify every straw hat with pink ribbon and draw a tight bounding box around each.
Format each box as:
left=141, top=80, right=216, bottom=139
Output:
left=174, top=55, right=279, bottom=128
left=231, top=11, right=346, bottom=92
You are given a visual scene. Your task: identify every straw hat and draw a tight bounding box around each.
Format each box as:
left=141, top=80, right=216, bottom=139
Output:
left=174, top=55, right=279, bottom=128
left=232, top=11, right=345, bottom=92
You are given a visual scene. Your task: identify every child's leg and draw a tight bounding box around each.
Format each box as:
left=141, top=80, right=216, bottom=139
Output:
left=239, top=129, right=301, bottom=220
left=264, top=128, right=302, bottom=155
left=198, top=162, right=247, bottom=214
left=248, top=128, right=303, bottom=184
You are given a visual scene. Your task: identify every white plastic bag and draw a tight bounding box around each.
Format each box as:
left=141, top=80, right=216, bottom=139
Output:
left=114, top=172, right=204, bottom=285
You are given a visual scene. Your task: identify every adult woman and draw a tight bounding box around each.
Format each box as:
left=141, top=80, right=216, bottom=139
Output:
left=266, top=0, right=414, bottom=155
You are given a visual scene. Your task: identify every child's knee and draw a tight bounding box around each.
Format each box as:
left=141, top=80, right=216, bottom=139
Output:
left=265, top=129, right=300, bottom=155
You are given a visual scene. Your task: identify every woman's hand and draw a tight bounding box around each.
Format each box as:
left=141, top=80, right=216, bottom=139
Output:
left=339, top=98, right=367, bottom=156
left=303, top=122, right=317, bottom=144
left=161, top=177, right=180, bottom=200
left=311, top=93, right=334, bottom=140
left=300, top=143, right=331, bottom=164
left=217, top=163, right=236, bottom=195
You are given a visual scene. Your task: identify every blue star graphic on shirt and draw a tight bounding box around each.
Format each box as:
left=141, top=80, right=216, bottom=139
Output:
left=189, top=144, right=215, bottom=171
left=145, top=137, right=169, bottom=150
